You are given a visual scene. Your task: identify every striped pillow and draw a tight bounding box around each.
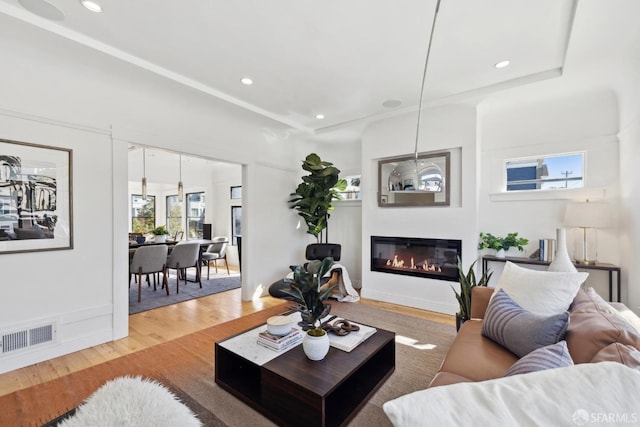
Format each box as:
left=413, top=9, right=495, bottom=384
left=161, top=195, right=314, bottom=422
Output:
left=482, top=288, right=569, bottom=357
left=505, top=341, right=573, bottom=376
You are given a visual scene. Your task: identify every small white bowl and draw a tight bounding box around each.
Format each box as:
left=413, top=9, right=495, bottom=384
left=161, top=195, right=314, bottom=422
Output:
left=266, top=315, right=292, bottom=336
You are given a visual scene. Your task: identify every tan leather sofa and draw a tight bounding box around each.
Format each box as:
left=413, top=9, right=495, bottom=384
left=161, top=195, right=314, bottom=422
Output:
left=429, top=286, right=640, bottom=387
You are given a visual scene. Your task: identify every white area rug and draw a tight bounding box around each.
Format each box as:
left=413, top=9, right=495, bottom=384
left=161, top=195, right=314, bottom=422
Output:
left=58, top=376, right=202, bottom=427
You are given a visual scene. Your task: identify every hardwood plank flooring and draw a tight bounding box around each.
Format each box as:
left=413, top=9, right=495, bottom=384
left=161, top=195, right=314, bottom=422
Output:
left=0, top=287, right=454, bottom=397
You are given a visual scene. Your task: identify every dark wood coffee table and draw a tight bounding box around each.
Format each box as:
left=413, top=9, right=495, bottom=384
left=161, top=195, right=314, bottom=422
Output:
left=215, top=322, right=395, bottom=427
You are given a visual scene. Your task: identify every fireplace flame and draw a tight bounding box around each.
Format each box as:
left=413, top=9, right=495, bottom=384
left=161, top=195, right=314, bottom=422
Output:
left=386, top=255, right=441, bottom=273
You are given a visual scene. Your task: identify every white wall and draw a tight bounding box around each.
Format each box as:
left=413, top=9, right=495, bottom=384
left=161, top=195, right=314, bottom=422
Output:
left=361, top=105, right=478, bottom=314
left=477, top=86, right=621, bottom=300
left=0, top=114, right=120, bottom=373
left=242, top=161, right=308, bottom=300
left=328, top=201, right=362, bottom=289
left=0, top=14, right=304, bottom=372
left=210, top=163, right=242, bottom=267
left=615, top=57, right=640, bottom=314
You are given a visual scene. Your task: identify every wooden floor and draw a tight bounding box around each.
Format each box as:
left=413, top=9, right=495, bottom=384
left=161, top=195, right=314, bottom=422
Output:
left=0, top=287, right=454, bottom=397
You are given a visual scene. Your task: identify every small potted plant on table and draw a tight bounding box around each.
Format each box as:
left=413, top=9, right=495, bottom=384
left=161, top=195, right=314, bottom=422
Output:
left=282, top=257, right=337, bottom=361
left=478, top=232, right=528, bottom=258
left=151, top=225, right=170, bottom=243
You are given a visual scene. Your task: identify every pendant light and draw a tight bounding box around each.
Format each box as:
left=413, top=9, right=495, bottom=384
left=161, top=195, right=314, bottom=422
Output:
left=141, top=147, right=147, bottom=201
left=178, top=154, right=184, bottom=202
left=411, top=0, right=443, bottom=189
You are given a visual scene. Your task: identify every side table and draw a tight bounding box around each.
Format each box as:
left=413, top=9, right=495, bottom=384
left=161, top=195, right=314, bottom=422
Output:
left=482, top=255, right=621, bottom=302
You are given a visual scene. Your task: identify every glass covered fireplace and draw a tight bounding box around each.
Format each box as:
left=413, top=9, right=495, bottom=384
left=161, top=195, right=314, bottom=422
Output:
left=370, top=235, right=462, bottom=282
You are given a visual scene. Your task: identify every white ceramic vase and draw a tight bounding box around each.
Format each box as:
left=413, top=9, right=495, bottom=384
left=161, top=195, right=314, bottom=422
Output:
left=495, top=249, right=506, bottom=258
left=154, top=234, right=167, bottom=243
left=302, top=330, right=330, bottom=361
left=548, top=228, right=577, bottom=272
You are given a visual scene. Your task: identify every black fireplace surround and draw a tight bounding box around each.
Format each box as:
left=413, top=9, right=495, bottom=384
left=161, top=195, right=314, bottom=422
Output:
left=371, top=235, right=462, bottom=282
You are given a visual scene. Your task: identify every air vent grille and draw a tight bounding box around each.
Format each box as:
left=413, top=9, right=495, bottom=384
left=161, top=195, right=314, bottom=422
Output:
left=1, top=323, right=56, bottom=355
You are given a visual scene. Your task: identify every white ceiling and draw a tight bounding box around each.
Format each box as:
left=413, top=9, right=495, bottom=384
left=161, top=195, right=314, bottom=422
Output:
left=0, top=0, right=585, bottom=139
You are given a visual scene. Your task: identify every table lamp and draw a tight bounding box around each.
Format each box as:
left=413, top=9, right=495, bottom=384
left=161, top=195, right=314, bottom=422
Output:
left=563, top=199, right=612, bottom=265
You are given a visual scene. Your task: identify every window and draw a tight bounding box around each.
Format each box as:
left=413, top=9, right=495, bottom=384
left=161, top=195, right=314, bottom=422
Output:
left=505, top=153, right=584, bottom=191
left=166, top=195, right=182, bottom=238
left=186, top=192, right=205, bottom=239
left=230, top=186, right=242, bottom=199
left=231, top=206, right=242, bottom=246
left=131, top=194, right=155, bottom=234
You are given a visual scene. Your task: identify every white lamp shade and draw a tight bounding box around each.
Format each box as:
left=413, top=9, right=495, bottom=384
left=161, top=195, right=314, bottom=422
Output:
left=564, top=201, right=612, bottom=228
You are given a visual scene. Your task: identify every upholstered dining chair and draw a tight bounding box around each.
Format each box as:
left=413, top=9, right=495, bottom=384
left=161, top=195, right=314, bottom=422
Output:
left=166, top=241, right=202, bottom=293
left=129, top=245, right=169, bottom=303
left=202, top=236, right=230, bottom=279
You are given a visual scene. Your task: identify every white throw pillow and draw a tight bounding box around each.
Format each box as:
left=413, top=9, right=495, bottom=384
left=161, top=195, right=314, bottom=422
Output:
left=492, top=261, right=588, bottom=316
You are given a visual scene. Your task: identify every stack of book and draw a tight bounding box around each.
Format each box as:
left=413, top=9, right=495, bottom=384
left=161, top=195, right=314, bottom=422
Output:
left=539, top=239, right=556, bottom=262
left=257, top=328, right=302, bottom=352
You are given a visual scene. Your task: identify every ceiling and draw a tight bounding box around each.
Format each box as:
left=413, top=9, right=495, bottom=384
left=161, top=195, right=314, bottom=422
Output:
left=0, top=0, right=605, bottom=139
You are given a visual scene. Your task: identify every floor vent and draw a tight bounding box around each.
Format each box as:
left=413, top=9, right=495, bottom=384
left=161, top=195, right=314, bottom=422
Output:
left=1, top=323, right=56, bottom=355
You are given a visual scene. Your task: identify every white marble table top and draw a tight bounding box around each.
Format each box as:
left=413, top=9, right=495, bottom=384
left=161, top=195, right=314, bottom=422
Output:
left=217, top=312, right=302, bottom=366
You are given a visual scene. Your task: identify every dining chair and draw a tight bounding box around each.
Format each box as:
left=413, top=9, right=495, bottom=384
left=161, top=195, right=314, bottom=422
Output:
left=166, top=241, right=202, bottom=293
left=202, top=236, right=230, bottom=279
left=173, top=230, right=184, bottom=241
left=129, top=245, right=169, bottom=303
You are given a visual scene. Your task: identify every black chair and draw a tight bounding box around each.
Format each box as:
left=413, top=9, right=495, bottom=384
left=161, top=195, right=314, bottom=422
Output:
left=269, top=243, right=342, bottom=300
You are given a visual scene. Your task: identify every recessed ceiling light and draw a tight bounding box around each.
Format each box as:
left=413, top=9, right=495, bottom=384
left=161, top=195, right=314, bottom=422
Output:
left=240, top=77, right=253, bottom=85
left=315, top=114, right=325, bottom=120
left=80, top=0, right=102, bottom=12
left=382, top=99, right=403, bottom=109
left=18, top=0, right=65, bottom=21
left=494, top=60, right=510, bottom=69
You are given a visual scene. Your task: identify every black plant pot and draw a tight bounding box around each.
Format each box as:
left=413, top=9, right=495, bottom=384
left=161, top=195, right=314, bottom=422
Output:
left=455, top=313, right=466, bottom=332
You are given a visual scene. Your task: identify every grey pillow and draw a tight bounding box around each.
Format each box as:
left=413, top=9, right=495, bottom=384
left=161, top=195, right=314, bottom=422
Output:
left=482, top=288, right=569, bottom=357
left=505, top=340, right=573, bottom=376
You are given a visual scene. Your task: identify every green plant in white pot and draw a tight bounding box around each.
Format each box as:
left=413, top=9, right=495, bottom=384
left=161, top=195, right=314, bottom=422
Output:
left=478, top=232, right=528, bottom=257
left=282, top=257, right=337, bottom=360
left=151, top=225, right=170, bottom=243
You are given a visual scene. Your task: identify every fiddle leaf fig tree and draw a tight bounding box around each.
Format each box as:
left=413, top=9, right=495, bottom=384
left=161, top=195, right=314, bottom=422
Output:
left=289, top=153, right=347, bottom=242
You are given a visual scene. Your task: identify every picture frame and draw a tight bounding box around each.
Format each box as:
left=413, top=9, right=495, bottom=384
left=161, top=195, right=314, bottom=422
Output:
left=0, top=138, right=73, bottom=254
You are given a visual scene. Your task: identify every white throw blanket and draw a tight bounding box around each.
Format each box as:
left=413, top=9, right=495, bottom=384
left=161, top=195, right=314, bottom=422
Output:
left=329, top=263, right=360, bottom=302
left=383, top=362, right=640, bottom=427
left=284, top=263, right=360, bottom=302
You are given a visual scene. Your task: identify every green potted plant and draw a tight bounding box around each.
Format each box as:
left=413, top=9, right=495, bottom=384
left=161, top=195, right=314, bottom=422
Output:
left=478, top=232, right=528, bottom=257
left=451, top=257, right=493, bottom=331
left=151, top=225, right=170, bottom=243
left=281, top=257, right=337, bottom=360
left=288, top=153, right=347, bottom=243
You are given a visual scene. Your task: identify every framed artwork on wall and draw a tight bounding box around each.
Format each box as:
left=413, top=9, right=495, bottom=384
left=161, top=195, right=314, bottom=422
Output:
left=0, top=138, right=73, bottom=254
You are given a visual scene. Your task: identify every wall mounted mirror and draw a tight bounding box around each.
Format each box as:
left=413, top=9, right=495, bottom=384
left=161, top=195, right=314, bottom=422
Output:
left=378, top=151, right=450, bottom=207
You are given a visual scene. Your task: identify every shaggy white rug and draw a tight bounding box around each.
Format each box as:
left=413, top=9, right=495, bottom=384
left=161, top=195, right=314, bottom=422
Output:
left=58, top=376, right=202, bottom=427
